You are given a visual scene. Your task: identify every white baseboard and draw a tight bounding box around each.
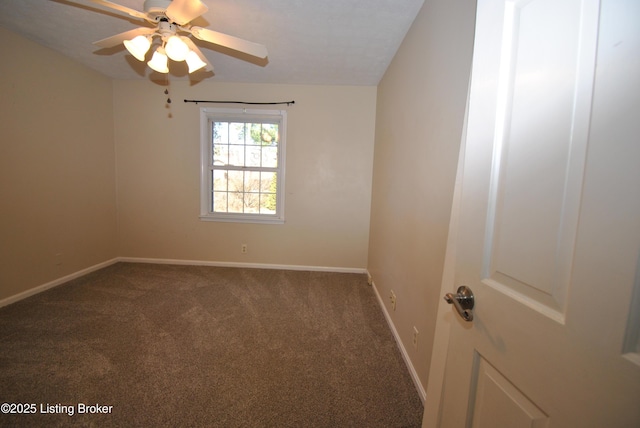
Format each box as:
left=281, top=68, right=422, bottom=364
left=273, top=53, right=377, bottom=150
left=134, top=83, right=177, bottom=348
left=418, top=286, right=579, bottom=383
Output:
left=118, top=256, right=368, bottom=274
left=0, top=258, right=119, bottom=309
left=369, top=275, right=427, bottom=403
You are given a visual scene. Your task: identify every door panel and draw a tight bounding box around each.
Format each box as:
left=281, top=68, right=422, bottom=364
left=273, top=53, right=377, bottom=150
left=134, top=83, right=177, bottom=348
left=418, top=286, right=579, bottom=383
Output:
left=469, top=353, right=548, bottom=428
left=438, top=0, right=640, bottom=426
left=482, top=0, right=597, bottom=321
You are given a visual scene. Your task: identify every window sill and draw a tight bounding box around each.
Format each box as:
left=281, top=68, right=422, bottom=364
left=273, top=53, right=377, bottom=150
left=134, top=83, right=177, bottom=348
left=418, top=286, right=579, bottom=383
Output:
left=199, top=214, right=285, bottom=225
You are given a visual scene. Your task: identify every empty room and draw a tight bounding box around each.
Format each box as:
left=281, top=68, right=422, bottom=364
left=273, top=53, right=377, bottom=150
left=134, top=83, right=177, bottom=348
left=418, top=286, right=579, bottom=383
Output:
left=1, top=0, right=638, bottom=426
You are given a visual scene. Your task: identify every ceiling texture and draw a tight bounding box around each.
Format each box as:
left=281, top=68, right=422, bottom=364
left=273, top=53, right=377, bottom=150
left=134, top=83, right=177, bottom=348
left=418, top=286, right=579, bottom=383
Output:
left=0, top=0, right=425, bottom=85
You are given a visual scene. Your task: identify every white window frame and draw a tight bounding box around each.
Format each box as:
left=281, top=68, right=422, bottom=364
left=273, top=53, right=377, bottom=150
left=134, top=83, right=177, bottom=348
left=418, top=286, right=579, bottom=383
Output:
left=200, top=107, right=286, bottom=224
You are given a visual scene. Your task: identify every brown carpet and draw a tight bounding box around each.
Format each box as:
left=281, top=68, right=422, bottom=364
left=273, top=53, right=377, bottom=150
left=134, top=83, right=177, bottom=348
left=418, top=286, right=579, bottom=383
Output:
left=0, top=262, right=423, bottom=427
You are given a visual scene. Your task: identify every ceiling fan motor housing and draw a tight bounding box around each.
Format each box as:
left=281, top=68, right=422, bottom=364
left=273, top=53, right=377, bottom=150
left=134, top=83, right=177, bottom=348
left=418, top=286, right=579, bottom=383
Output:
left=157, top=20, right=179, bottom=38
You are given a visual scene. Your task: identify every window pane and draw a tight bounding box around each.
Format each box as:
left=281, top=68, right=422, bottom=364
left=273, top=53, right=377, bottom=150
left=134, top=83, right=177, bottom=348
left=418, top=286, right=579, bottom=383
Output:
left=228, top=192, right=243, bottom=213
left=213, top=191, right=228, bottom=212
left=230, top=123, right=246, bottom=145
left=246, top=146, right=261, bottom=167
left=260, top=201, right=275, bottom=214
left=228, top=145, right=244, bottom=166
left=248, top=123, right=279, bottom=145
left=244, top=171, right=260, bottom=193
left=244, top=193, right=259, bottom=213
left=260, top=172, right=276, bottom=193
left=213, top=144, right=228, bottom=165
left=262, top=146, right=278, bottom=168
left=262, top=124, right=278, bottom=144
left=212, top=170, right=227, bottom=191
left=213, top=122, right=228, bottom=144
left=228, top=170, right=244, bottom=192
left=248, top=123, right=262, bottom=145
left=260, top=192, right=277, bottom=214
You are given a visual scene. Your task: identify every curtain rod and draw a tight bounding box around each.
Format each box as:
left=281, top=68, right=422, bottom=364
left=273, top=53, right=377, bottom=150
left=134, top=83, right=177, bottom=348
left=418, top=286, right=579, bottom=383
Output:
left=184, top=99, right=295, bottom=106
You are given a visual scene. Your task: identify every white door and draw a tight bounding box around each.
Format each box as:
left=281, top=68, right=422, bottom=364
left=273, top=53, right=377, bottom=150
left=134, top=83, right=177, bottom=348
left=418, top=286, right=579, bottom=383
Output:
left=435, top=0, right=640, bottom=426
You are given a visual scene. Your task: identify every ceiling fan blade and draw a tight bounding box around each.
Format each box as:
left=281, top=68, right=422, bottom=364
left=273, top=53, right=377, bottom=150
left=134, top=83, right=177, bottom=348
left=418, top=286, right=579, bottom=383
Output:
left=166, top=0, right=208, bottom=26
left=86, top=0, right=148, bottom=20
left=190, top=27, right=268, bottom=59
left=182, top=37, right=214, bottom=72
left=93, top=27, right=156, bottom=48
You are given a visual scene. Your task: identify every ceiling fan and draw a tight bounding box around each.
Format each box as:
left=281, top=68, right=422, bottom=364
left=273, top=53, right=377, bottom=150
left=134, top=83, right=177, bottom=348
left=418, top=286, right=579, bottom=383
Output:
left=79, top=0, right=268, bottom=74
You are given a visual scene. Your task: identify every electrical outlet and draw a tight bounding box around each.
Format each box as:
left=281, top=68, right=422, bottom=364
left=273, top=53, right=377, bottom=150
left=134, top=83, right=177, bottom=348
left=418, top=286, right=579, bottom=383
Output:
left=390, top=291, right=396, bottom=311
left=413, top=326, right=419, bottom=349
left=241, top=244, right=247, bottom=254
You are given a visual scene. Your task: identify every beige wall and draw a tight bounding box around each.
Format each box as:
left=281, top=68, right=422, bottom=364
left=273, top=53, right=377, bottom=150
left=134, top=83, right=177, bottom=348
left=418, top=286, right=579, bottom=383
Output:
left=0, top=28, right=117, bottom=301
left=114, top=80, right=376, bottom=269
left=367, top=0, right=476, bottom=392
left=0, top=27, right=375, bottom=303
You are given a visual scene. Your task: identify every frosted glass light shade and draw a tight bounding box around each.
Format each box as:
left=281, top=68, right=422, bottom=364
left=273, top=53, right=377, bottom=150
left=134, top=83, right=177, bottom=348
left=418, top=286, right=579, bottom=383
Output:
left=186, top=50, right=207, bottom=73
left=165, top=36, right=189, bottom=62
left=123, top=35, right=151, bottom=61
left=147, top=47, right=169, bottom=73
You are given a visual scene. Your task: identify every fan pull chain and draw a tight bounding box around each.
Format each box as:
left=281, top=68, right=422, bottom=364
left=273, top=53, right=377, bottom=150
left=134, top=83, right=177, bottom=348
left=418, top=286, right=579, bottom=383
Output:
left=164, top=79, right=173, bottom=118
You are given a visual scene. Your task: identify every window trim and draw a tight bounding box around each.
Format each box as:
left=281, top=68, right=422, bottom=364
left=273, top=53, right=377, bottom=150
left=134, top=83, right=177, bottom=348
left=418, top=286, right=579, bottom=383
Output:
left=199, top=107, right=286, bottom=224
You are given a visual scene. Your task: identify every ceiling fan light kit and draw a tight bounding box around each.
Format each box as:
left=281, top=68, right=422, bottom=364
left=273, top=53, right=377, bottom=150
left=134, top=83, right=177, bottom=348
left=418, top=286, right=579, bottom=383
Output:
left=165, top=35, right=189, bottom=61
left=122, top=21, right=204, bottom=73
left=147, top=46, right=170, bottom=73
left=185, top=50, right=208, bottom=73
left=85, top=0, right=268, bottom=76
left=123, top=35, right=152, bottom=61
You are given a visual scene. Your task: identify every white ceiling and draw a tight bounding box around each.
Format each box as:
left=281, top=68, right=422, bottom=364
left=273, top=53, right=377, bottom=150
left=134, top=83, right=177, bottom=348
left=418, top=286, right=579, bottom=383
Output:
left=0, top=0, right=425, bottom=85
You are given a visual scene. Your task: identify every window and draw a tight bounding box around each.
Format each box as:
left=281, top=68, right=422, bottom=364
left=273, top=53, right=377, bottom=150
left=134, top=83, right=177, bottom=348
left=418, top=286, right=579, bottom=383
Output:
left=200, top=108, right=286, bottom=223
